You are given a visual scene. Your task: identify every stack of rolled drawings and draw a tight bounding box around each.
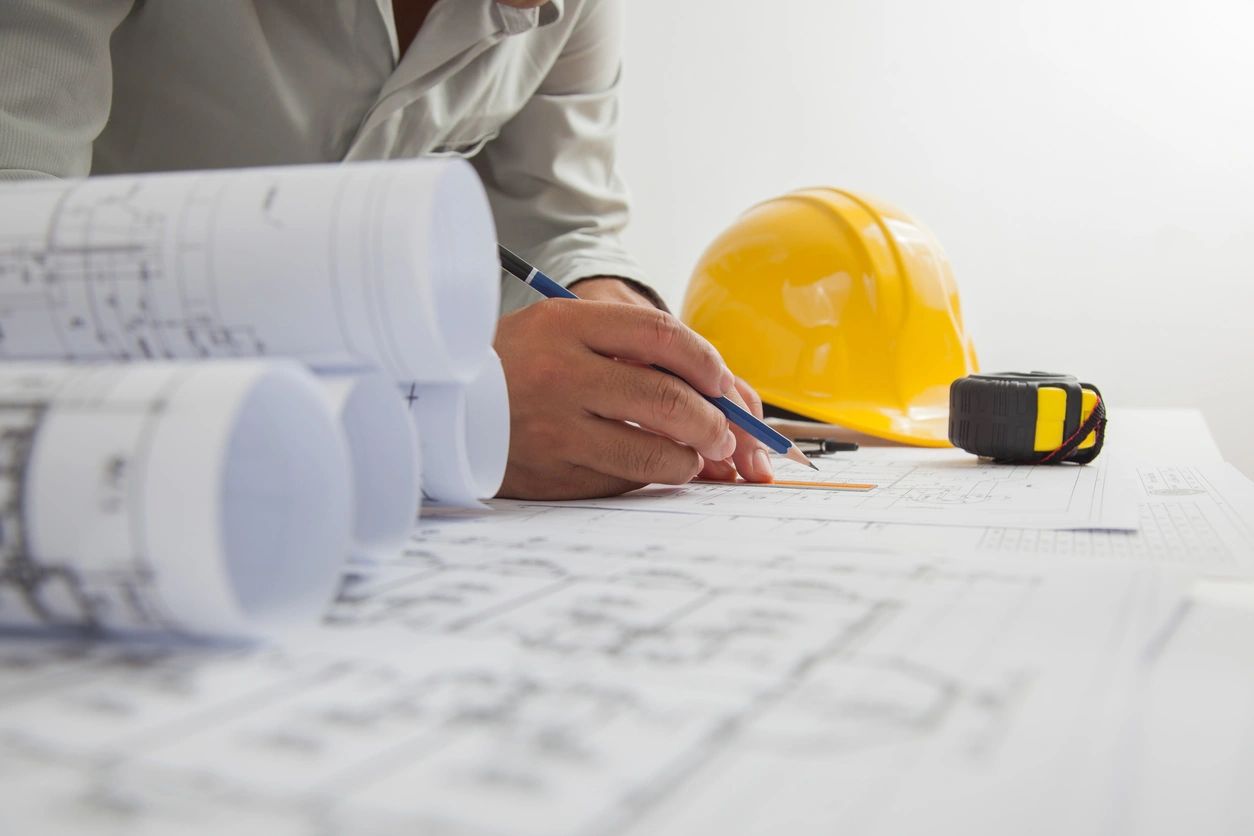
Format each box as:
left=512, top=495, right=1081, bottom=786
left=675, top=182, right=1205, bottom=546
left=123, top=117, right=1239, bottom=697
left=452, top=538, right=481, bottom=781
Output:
left=0, top=159, right=506, bottom=638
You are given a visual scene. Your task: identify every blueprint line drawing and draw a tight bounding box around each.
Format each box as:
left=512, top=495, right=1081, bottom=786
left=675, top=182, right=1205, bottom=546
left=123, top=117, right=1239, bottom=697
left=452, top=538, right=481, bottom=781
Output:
left=0, top=361, right=350, bottom=637
left=0, top=399, right=85, bottom=625
left=0, top=160, right=498, bottom=383
left=549, top=447, right=1136, bottom=530
left=0, top=513, right=1179, bottom=836
left=472, top=462, right=1254, bottom=575
left=0, top=161, right=510, bottom=507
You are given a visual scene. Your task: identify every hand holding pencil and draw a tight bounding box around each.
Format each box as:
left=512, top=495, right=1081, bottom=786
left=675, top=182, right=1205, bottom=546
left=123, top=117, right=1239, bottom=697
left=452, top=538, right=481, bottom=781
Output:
left=493, top=246, right=814, bottom=500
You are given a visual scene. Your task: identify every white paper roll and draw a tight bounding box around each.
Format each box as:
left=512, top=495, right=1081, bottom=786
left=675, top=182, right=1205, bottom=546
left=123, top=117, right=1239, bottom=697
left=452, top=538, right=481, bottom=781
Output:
left=0, top=361, right=352, bottom=638
left=407, top=348, right=510, bottom=508
left=319, top=369, right=422, bottom=561
left=0, top=159, right=499, bottom=383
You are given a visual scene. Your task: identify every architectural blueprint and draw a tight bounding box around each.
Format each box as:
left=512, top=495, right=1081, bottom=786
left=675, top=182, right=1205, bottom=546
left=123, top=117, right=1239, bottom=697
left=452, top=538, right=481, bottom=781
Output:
left=0, top=516, right=1185, bottom=835
left=554, top=446, right=1137, bottom=530
left=0, top=361, right=351, bottom=637
left=1, top=412, right=1251, bottom=833
left=0, top=161, right=506, bottom=506
left=405, top=349, right=509, bottom=508
left=0, top=160, right=497, bottom=382
left=319, top=369, right=422, bottom=561
left=0, top=164, right=1241, bottom=836
left=479, top=463, right=1254, bottom=576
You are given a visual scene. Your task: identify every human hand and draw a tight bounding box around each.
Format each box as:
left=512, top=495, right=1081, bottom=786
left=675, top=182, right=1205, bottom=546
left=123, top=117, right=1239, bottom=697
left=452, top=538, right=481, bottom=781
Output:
left=493, top=291, right=771, bottom=500
left=692, top=376, right=774, bottom=484
left=569, top=278, right=774, bottom=486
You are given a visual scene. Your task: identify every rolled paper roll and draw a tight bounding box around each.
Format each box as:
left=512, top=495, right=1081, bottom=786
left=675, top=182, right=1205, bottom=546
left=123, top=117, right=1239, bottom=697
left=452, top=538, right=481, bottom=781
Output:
left=406, top=348, right=510, bottom=508
left=0, top=158, right=499, bottom=384
left=1, top=360, right=352, bottom=638
left=318, top=369, right=422, bottom=562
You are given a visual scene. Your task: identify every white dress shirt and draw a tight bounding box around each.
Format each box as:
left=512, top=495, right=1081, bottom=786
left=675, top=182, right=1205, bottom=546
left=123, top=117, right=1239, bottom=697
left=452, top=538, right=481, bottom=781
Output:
left=0, top=0, right=645, bottom=311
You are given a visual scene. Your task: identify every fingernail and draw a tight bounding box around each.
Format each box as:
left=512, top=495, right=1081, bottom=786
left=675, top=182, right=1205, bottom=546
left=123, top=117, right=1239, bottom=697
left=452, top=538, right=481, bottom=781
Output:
left=719, top=366, right=736, bottom=395
left=720, top=429, right=736, bottom=459
left=753, top=449, right=774, bottom=481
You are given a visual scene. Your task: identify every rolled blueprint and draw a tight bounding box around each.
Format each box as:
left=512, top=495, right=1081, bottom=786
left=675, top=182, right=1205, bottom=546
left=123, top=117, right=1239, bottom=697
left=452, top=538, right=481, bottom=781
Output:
left=0, top=159, right=499, bottom=383
left=406, top=348, right=510, bottom=508
left=0, top=361, right=352, bottom=637
left=319, top=369, right=422, bottom=561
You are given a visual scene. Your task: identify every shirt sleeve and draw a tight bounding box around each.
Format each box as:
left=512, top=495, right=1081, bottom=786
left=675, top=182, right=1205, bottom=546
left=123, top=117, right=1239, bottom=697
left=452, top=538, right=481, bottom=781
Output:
left=0, top=0, right=135, bottom=181
left=471, top=0, right=654, bottom=313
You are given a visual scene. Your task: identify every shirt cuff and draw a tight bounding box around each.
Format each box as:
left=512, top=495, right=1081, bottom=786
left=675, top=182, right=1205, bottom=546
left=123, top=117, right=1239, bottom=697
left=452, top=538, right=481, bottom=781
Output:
left=569, top=274, right=670, bottom=314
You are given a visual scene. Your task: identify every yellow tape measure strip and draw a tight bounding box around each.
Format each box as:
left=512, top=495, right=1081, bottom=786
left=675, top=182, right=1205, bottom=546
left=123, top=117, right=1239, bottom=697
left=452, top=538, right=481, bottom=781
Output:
left=695, top=478, right=877, bottom=492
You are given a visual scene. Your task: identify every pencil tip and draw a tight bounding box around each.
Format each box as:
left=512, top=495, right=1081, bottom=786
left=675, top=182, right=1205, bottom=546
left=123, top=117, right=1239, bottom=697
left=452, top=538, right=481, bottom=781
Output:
left=784, top=445, right=819, bottom=471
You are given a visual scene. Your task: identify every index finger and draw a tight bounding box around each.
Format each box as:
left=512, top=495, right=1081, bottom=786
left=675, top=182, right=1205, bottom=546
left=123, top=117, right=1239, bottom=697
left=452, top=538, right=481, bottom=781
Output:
left=562, top=301, right=735, bottom=398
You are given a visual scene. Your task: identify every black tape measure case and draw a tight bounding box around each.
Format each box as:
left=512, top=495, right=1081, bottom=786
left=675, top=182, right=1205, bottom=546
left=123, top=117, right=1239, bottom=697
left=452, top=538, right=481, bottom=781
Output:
left=948, top=372, right=1106, bottom=464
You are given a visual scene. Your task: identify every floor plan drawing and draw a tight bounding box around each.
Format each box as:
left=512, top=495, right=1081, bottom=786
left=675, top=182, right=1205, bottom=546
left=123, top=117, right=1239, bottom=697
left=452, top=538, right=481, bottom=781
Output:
left=551, top=447, right=1136, bottom=530
left=0, top=513, right=1180, bottom=835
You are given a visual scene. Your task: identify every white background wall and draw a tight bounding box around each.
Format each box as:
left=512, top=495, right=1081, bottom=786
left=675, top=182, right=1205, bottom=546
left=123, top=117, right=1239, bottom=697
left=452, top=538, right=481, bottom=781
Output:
left=616, top=0, right=1254, bottom=475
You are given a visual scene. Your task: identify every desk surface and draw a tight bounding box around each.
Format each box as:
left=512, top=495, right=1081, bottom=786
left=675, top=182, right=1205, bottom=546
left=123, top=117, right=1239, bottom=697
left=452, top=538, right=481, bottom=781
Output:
left=0, top=408, right=1250, bottom=836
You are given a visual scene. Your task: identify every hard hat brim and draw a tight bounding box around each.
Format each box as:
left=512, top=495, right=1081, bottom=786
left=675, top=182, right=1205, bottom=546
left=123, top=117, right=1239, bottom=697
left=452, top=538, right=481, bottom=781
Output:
left=760, top=388, right=954, bottom=448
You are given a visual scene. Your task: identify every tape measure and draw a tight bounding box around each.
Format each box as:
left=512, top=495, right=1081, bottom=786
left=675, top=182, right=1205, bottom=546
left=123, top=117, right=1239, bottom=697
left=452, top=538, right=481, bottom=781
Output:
left=948, top=372, right=1107, bottom=464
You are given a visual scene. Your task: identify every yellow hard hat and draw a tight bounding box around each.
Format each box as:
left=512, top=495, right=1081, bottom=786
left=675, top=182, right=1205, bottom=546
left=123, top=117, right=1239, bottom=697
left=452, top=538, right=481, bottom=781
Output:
left=681, top=188, right=978, bottom=447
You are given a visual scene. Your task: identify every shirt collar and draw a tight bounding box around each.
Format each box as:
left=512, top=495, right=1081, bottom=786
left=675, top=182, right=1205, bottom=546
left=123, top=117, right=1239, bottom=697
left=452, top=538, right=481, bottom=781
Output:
left=358, top=0, right=564, bottom=137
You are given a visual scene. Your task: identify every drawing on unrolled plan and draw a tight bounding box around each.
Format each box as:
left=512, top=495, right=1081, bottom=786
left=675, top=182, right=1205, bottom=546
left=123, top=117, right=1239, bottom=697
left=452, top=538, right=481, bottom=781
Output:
left=551, top=447, right=1136, bottom=530
left=0, top=514, right=1181, bottom=836
left=481, top=462, right=1254, bottom=575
